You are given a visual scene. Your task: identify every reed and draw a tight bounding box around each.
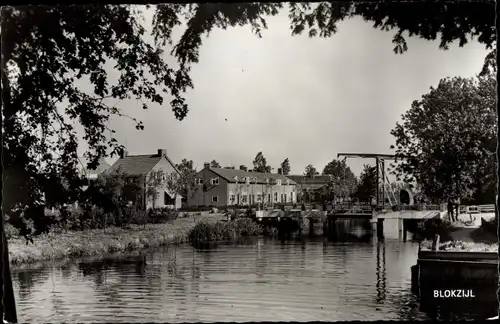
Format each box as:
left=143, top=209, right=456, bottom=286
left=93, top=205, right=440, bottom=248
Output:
left=189, top=218, right=263, bottom=244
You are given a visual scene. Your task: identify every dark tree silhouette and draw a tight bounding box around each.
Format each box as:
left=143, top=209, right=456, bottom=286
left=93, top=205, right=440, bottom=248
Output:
left=304, top=164, right=319, bottom=178
left=390, top=67, right=496, bottom=204
left=253, top=152, right=271, bottom=173
left=1, top=2, right=496, bottom=322
left=210, top=160, right=221, bottom=168
left=280, top=158, right=291, bottom=176
left=355, top=165, right=377, bottom=203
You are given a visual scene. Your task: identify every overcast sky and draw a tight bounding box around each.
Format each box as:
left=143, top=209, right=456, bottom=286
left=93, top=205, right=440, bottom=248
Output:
left=77, top=5, right=489, bottom=177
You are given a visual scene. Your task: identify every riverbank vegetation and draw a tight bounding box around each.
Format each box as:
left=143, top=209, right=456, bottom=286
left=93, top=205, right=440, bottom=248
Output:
left=8, top=214, right=226, bottom=266
left=420, top=240, right=498, bottom=252
left=188, top=218, right=263, bottom=244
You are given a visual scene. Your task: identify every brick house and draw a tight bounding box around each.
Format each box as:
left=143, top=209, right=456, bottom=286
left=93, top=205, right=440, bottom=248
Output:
left=106, top=148, right=182, bottom=210
left=188, top=163, right=298, bottom=207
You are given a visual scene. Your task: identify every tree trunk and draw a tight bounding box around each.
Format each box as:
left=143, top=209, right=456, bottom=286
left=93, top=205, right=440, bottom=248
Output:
left=1, top=211, right=18, bottom=323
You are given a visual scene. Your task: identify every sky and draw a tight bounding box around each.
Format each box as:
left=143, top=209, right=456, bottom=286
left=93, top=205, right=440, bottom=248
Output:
left=76, top=5, right=489, bottom=178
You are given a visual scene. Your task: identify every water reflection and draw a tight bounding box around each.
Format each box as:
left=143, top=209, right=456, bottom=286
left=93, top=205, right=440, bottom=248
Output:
left=16, top=268, right=49, bottom=301
left=11, top=234, right=496, bottom=322
left=376, top=241, right=387, bottom=304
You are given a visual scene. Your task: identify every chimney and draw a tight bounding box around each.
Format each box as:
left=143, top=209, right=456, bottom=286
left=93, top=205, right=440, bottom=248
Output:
left=158, top=149, right=167, bottom=157
left=277, top=168, right=283, bottom=175
left=204, top=162, right=210, bottom=169
left=239, top=165, right=247, bottom=172
left=120, top=149, right=128, bottom=159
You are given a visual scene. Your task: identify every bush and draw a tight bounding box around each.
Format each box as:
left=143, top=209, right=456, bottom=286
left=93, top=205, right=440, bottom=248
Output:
left=179, top=205, right=213, bottom=212
left=413, top=218, right=454, bottom=242
left=480, top=217, right=497, bottom=235
left=4, top=222, right=20, bottom=239
left=420, top=239, right=498, bottom=252
left=189, top=218, right=263, bottom=244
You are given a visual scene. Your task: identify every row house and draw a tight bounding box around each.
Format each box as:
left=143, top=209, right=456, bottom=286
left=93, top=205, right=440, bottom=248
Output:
left=188, top=163, right=298, bottom=207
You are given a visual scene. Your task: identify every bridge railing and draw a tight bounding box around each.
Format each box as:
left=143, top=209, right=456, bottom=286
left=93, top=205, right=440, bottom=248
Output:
left=393, top=204, right=442, bottom=211
left=459, top=204, right=496, bottom=213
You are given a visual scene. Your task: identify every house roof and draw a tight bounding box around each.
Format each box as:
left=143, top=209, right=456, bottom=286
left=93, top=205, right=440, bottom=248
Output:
left=79, top=157, right=111, bottom=176
left=287, top=175, right=332, bottom=185
left=208, top=168, right=297, bottom=185
left=107, top=154, right=179, bottom=176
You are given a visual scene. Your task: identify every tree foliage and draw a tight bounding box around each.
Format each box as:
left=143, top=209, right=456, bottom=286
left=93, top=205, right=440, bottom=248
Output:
left=153, top=2, right=495, bottom=65
left=175, top=158, right=198, bottom=199
left=210, top=160, right=221, bottom=168
left=253, top=152, right=271, bottom=173
left=304, top=164, right=319, bottom=178
left=355, top=165, right=377, bottom=203
left=280, top=158, right=291, bottom=175
left=390, top=66, right=496, bottom=203
left=319, top=159, right=358, bottom=200
left=2, top=3, right=497, bottom=322
left=2, top=5, right=191, bottom=238
left=2, top=2, right=495, bottom=237
left=145, top=170, right=167, bottom=209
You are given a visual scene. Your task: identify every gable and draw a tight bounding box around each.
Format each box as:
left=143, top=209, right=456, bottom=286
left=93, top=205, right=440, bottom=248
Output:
left=151, top=156, right=180, bottom=176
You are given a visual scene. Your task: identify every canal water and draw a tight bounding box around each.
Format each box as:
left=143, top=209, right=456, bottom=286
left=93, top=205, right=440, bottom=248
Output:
left=11, top=227, right=497, bottom=322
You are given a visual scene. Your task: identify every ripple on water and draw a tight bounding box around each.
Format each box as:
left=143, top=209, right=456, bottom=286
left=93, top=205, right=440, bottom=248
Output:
left=11, top=238, right=496, bottom=322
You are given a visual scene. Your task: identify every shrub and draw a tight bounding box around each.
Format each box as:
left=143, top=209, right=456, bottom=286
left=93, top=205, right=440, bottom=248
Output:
left=4, top=222, right=20, bottom=239
left=125, top=207, right=149, bottom=226
left=189, top=218, right=263, bottom=244
left=420, top=239, right=498, bottom=252
left=179, top=205, right=213, bottom=212
left=480, top=217, right=497, bottom=235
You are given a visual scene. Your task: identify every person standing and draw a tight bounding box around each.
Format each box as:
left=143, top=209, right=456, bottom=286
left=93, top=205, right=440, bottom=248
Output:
left=454, top=197, right=460, bottom=222
left=447, top=200, right=455, bottom=222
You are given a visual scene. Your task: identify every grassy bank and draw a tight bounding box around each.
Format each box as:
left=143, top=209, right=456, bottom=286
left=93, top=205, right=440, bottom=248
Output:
left=420, top=239, right=498, bottom=252
left=8, top=214, right=226, bottom=266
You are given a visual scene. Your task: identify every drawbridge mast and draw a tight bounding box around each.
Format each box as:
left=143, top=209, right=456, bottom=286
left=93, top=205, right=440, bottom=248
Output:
left=337, top=153, right=396, bottom=210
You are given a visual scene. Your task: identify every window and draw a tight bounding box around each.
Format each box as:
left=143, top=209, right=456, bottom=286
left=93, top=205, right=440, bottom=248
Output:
left=268, top=194, right=271, bottom=202
left=256, top=194, right=262, bottom=202
left=197, top=178, right=204, bottom=185
left=229, top=194, right=236, bottom=204
left=274, top=192, right=278, bottom=202
left=277, top=179, right=282, bottom=186
left=266, top=178, right=270, bottom=185
left=211, top=177, right=219, bottom=185
left=162, top=174, right=166, bottom=181
left=284, top=194, right=287, bottom=203
left=286, top=180, right=290, bottom=186
left=241, top=194, right=248, bottom=203
left=234, top=176, right=238, bottom=181
left=245, top=177, right=250, bottom=185
left=212, top=196, right=218, bottom=203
